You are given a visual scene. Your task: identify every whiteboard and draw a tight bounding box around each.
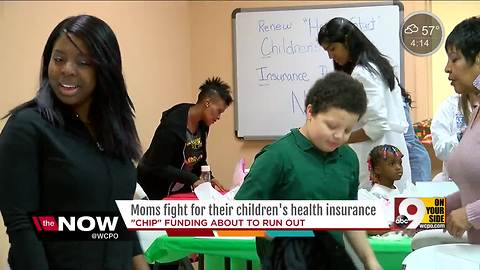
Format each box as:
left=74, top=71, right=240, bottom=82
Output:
left=233, top=2, right=404, bottom=139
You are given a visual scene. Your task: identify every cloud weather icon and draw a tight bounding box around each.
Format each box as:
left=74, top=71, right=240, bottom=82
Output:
left=404, top=24, right=419, bottom=34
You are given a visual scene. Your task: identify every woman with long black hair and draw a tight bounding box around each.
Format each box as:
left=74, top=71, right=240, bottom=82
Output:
left=0, top=15, right=148, bottom=269
left=318, top=17, right=412, bottom=192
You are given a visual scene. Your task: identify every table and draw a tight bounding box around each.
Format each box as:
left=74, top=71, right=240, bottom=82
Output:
left=144, top=235, right=412, bottom=270
left=369, top=236, right=412, bottom=270
left=148, top=192, right=413, bottom=269
left=144, top=236, right=261, bottom=270
left=403, top=244, right=480, bottom=270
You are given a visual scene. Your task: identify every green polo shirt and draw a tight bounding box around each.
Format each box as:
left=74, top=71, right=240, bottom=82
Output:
left=235, top=128, right=359, bottom=244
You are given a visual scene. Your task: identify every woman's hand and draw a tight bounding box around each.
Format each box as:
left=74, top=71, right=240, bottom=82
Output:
left=348, top=129, right=371, bottom=143
left=192, top=179, right=228, bottom=193
left=132, top=254, right=150, bottom=270
left=192, top=179, right=207, bottom=189
left=446, top=207, right=472, bottom=238
left=344, top=231, right=382, bottom=270
left=364, top=257, right=383, bottom=270
left=211, top=178, right=227, bottom=192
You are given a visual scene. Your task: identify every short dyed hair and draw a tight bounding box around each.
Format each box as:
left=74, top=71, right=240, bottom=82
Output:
left=197, top=76, right=233, bottom=106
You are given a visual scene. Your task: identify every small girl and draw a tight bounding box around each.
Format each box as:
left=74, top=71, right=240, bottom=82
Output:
left=367, top=144, right=404, bottom=200
left=365, top=144, right=411, bottom=236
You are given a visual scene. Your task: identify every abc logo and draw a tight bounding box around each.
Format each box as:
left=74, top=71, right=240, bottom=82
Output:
left=395, top=198, right=426, bottom=229
left=394, top=215, right=410, bottom=229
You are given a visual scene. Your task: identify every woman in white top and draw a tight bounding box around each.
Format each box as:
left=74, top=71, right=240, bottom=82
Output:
left=318, top=17, right=411, bottom=192
left=431, top=93, right=479, bottom=181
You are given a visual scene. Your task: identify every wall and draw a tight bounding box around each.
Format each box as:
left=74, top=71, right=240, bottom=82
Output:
left=402, top=1, right=432, bottom=121
left=431, top=1, right=480, bottom=113
left=0, top=0, right=458, bottom=264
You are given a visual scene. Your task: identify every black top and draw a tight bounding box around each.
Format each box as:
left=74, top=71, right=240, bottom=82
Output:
left=138, top=103, right=210, bottom=199
left=0, top=107, right=141, bottom=270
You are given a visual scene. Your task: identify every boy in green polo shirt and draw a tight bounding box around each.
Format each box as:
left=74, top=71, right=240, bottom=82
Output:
left=235, top=71, right=382, bottom=270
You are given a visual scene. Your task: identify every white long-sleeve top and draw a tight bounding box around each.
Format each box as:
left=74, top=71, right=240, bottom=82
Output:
left=431, top=94, right=468, bottom=161
left=349, top=64, right=411, bottom=192
left=431, top=94, right=469, bottom=181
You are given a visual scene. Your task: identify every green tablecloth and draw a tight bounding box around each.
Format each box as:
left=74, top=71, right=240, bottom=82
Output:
left=145, top=236, right=412, bottom=270
left=144, top=236, right=260, bottom=264
left=369, top=236, right=412, bottom=269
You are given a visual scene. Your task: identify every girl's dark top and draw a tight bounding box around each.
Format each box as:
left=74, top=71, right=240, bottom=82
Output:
left=138, top=103, right=210, bottom=200
left=0, top=106, right=141, bottom=270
